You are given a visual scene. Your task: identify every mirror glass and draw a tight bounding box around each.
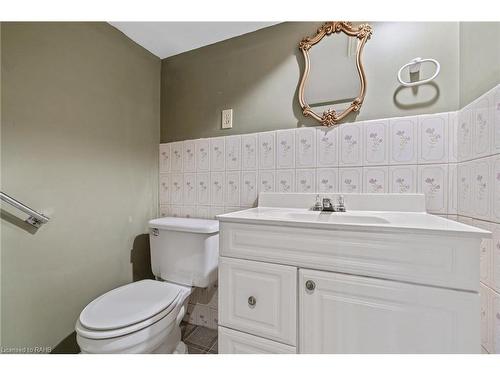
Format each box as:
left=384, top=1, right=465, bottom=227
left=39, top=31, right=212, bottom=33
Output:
left=305, top=30, right=360, bottom=114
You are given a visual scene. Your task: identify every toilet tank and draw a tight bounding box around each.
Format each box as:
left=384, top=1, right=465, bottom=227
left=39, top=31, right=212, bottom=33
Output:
left=148, top=217, right=219, bottom=288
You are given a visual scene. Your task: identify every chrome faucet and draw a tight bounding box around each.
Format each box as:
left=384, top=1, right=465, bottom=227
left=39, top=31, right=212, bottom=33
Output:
left=311, top=195, right=346, bottom=212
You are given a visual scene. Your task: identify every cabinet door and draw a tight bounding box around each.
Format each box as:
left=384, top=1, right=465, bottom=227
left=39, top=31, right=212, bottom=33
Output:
left=219, top=257, right=297, bottom=345
left=218, top=327, right=296, bottom=354
left=299, top=269, right=479, bottom=353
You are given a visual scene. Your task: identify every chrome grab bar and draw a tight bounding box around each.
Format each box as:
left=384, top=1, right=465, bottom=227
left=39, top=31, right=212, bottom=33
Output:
left=0, top=191, right=50, bottom=228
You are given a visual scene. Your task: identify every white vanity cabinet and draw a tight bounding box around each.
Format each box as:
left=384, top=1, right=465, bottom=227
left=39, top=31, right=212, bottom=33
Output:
left=217, top=193, right=488, bottom=354
left=299, top=269, right=478, bottom=353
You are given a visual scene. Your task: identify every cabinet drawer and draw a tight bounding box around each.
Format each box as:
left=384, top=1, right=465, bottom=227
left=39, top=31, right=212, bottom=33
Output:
left=219, top=257, right=297, bottom=346
left=218, top=326, right=296, bottom=354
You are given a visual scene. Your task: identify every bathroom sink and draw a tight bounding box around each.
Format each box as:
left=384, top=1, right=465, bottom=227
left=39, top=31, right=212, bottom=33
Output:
left=258, top=209, right=390, bottom=224
left=217, top=193, right=490, bottom=238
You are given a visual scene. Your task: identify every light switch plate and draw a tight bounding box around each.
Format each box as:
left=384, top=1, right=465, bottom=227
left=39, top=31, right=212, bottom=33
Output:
left=222, top=109, right=233, bottom=129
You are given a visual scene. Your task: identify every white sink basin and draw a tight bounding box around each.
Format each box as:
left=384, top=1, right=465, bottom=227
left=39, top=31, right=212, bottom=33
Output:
left=261, top=209, right=390, bottom=224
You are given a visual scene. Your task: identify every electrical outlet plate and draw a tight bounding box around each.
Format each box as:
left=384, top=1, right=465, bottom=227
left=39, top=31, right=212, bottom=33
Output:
left=222, top=109, right=233, bottom=129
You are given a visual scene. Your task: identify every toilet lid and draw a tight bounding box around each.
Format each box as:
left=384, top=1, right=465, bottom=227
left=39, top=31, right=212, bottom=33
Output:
left=79, top=280, right=183, bottom=331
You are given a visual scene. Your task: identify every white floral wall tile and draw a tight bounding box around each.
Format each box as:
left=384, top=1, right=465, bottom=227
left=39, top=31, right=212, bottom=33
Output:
left=196, top=172, right=210, bottom=205
left=363, top=167, right=388, bottom=194
left=418, top=113, right=448, bottom=164
left=448, top=163, right=458, bottom=215
left=159, top=143, right=171, bottom=173
left=389, top=117, right=417, bottom=165
left=225, top=171, right=240, bottom=206
left=276, top=169, right=295, bottom=193
left=316, top=168, right=338, bottom=193
left=224, top=206, right=241, bottom=214
left=493, top=86, right=500, bottom=154
left=458, top=106, right=473, bottom=162
left=258, top=170, right=275, bottom=193
left=159, top=174, right=170, bottom=204
left=159, top=205, right=170, bottom=217
left=417, top=164, right=448, bottom=214
left=196, top=138, right=210, bottom=171
left=241, top=134, right=257, bottom=170
left=472, top=159, right=491, bottom=220
left=493, top=223, right=500, bottom=293
left=448, top=112, right=458, bottom=163
left=170, top=205, right=182, bottom=218
left=208, top=307, right=219, bottom=330
left=316, top=127, right=339, bottom=167
left=389, top=165, right=417, bottom=194
left=480, top=284, right=493, bottom=353
left=458, top=216, right=473, bottom=225
left=209, top=206, right=224, bottom=220
left=296, top=127, right=316, bottom=168
left=170, top=141, right=183, bottom=172
left=492, top=155, right=500, bottom=223
left=210, top=137, right=225, bottom=171
left=240, top=171, right=258, bottom=207
left=340, top=122, right=362, bottom=166
left=225, top=135, right=241, bottom=171
left=493, top=290, right=500, bottom=354
left=170, top=173, right=183, bottom=204
left=258, top=131, right=276, bottom=169
left=474, top=219, right=493, bottom=286
left=183, top=140, right=196, bottom=172
left=259, top=170, right=276, bottom=193
left=339, top=168, right=362, bottom=194
left=473, top=96, right=492, bottom=159
left=210, top=172, right=224, bottom=206
left=363, top=119, right=388, bottom=166
left=276, top=129, right=295, bottom=169
left=183, top=173, right=196, bottom=204
left=196, top=206, right=210, bottom=219
left=190, top=303, right=210, bottom=327
left=182, top=206, right=196, bottom=218
left=295, top=169, right=316, bottom=193
left=457, top=162, right=472, bottom=217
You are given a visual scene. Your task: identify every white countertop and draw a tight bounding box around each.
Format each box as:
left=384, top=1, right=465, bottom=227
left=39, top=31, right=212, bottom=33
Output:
left=217, top=206, right=490, bottom=238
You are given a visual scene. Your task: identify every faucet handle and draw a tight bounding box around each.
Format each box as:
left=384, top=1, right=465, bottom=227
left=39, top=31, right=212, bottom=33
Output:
left=337, top=195, right=346, bottom=212
left=312, top=194, right=322, bottom=211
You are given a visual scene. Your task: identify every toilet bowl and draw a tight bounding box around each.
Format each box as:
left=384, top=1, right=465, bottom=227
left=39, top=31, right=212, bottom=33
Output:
left=76, top=217, right=219, bottom=354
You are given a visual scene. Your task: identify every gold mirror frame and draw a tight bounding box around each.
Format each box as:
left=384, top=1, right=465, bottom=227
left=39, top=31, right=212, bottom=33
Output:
left=298, top=22, right=373, bottom=127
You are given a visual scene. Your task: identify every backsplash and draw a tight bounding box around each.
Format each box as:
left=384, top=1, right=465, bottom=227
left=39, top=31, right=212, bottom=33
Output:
left=454, top=84, right=500, bottom=354
left=159, top=113, right=458, bottom=217
left=158, top=84, right=500, bottom=348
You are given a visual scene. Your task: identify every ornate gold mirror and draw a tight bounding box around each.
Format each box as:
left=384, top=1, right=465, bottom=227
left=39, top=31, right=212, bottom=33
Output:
left=298, top=22, right=372, bottom=127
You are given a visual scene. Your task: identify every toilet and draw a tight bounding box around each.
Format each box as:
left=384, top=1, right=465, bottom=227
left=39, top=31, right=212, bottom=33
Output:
left=75, top=217, right=219, bottom=354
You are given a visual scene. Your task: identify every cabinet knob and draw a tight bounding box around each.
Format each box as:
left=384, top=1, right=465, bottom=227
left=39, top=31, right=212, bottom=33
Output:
left=248, top=296, right=256, bottom=306
left=305, top=280, right=316, bottom=291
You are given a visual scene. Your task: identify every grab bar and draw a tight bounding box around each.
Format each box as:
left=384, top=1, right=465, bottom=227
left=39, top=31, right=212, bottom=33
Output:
left=0, top=191, right=50, bottom=228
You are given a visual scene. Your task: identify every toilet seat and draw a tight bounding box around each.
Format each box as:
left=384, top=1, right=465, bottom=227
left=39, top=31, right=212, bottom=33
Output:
left=76, top=280, right=190, bottom=340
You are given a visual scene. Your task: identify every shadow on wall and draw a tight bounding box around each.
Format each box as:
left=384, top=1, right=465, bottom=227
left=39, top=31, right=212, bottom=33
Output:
left=50, top=233, right=155, bottom=353
left=130, top=233, right=155, bottom=282
left=393, top=81, right=440, bottom=110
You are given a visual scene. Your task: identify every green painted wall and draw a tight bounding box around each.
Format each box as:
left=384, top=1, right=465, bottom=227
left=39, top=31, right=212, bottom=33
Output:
left=459, top=22, right=500, bottom=107
left=0, top=22, right=160, bottom=351
left=161, top=22, right=460, bottom=142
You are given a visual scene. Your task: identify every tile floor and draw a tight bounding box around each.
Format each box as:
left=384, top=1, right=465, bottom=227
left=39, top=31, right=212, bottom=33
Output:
left=181, top=322, right=218, bottom=354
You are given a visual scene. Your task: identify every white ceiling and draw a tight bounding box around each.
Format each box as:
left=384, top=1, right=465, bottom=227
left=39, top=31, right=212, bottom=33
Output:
left=109, top=22, right=279, bottom=59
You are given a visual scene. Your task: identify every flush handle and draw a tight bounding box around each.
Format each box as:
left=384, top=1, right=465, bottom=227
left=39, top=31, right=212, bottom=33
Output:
left=248, top=296, right=256, bottom=307
left=305, top=280, right=316, bottom=291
